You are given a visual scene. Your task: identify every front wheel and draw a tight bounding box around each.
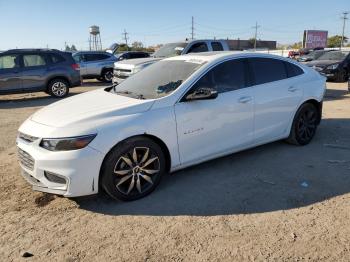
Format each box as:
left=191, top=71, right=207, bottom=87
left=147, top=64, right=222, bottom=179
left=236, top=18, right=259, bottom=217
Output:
left=101, top=69, right=113, bottom=83
left=101, top=137, right=166, bottom=201
left=47, top=79, right=69, bottom=98
left=286, top=103, right=319, bottom=145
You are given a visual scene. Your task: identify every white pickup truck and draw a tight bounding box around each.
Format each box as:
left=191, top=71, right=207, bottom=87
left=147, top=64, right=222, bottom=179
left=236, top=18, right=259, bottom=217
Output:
left=112, top=39, right=229, bottom=84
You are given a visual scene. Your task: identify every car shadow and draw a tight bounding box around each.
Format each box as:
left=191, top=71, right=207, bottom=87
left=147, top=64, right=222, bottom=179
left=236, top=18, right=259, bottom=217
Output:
left=324, top=88, right=349, bottom=101
left=76, top=118, right=350, bottom=216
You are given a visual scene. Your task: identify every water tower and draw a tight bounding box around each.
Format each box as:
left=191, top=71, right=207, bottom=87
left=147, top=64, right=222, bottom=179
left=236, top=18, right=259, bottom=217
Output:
left=89, top=25, right=102, bottom=51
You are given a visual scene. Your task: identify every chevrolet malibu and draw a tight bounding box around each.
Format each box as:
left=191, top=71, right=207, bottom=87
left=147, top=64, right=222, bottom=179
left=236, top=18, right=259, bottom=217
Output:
left=17, top=52, right=326, bottom=201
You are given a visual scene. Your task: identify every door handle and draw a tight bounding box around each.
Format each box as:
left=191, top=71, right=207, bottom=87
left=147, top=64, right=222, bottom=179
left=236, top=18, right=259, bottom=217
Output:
left=238, top=96, right=252, bottom=103
left=288, top=86, right=298, bottom=92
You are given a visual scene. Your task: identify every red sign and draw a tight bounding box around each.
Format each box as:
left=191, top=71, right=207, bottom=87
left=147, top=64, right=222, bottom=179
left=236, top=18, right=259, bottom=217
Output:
left=303, top=30, right=328, bottom=49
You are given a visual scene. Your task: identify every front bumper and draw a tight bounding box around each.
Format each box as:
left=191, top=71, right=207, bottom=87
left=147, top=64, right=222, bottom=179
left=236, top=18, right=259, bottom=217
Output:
left=312, top=66, right=337, bottom=80
left=16, top=136, right=104, bottom=197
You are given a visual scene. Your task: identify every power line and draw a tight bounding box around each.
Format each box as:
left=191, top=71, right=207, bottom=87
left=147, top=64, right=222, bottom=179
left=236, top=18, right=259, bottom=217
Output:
left=252, top=21, right=261, bottom=50
left=341, top=12, right=348, bottom=50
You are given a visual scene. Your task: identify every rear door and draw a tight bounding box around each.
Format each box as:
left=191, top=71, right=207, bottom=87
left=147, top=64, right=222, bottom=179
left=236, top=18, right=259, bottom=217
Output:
left=0, top=53, right=22, bottom=92
left=175, top=59, right=254, bottom=165
left=21, top=53, right=48, bottom=91
left=248, top=57, right=303, bottom=143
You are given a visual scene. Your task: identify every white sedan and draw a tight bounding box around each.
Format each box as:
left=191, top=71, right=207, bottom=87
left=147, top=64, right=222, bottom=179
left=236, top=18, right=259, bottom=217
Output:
left=17, top=52, right=326, bottom=201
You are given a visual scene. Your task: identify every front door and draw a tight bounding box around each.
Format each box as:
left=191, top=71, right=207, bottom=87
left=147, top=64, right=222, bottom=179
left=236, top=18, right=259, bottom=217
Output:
left=175, top=59, right=254, bottom=165
left=0, top=53, right=22, bottom=92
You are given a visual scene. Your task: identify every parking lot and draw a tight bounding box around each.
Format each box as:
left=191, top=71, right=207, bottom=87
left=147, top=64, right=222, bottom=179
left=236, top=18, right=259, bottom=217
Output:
left=0, top=80, right=349, bottom=261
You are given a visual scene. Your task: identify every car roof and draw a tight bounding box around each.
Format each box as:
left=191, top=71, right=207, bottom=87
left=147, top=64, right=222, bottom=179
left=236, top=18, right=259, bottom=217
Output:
left=3, top=48, right=61, bottom=54
left=164, top=51, right=293, bottom=63
left=74, top=51, right=111, bottom=55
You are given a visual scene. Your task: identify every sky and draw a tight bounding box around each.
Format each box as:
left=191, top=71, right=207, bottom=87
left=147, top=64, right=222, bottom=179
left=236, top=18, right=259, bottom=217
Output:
left=0, top=0, right=349, bottom=50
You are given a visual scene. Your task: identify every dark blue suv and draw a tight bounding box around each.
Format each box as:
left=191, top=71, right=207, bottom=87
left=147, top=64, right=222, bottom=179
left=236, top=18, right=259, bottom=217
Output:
left=0, top=49, right=81, bottom=98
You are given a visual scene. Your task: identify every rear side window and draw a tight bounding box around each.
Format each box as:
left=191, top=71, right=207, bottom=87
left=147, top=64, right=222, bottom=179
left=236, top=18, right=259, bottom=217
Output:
left=49, top=53, right=65, bottom=64
left=23, top=54, right=46, bottom=67
left=187, top=42, right=209, bottom=53
left=249, top=58, right=287, bottom=85
left=0, top=54, right=20, bottom=69
left=284, top=62, right=304, bottom=78
left=211, top=42, right=224, bottom=51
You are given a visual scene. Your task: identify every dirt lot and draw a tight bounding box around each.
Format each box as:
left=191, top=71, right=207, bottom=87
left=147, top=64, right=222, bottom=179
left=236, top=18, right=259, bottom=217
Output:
left=0, top=81, right=350, bottom=261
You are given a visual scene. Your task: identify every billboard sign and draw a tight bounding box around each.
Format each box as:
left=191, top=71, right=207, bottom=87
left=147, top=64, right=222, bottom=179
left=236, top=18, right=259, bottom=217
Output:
left=303, top=30, right=328, bottom=49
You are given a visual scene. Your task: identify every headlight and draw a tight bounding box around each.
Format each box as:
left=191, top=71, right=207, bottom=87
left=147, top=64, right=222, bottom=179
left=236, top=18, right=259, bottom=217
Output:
left=40, top=134, right=97, bottom=151
left=326, top=64, right=339, bottom=70
left=132, top=65, right=144, bottom=74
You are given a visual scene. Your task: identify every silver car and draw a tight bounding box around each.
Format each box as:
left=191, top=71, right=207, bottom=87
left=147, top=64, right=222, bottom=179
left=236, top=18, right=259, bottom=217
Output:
left=72, top=51, right=117, bottom=82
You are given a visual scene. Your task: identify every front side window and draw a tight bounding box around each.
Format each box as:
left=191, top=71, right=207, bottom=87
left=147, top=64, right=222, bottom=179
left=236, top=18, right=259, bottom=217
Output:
left=0, top=54, right=20, bottom=69
left=112, top=60, right=204, bottom=99
left=188, top=42, right=209, bottom=53
left=84, top=53, right=108, bottom=61
left=249, top=58, right=287, bottom=85
left=191, top=59, right=247, bottom=94
left=23, top=54, right=46, bottom=67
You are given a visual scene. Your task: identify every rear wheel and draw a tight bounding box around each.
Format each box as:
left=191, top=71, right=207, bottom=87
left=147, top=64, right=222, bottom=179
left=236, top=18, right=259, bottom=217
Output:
left=101, top=137, right=165, bottom=201
left=47, top=79, right=69, bottom=98
left=286, top=103, right=319, bottom=145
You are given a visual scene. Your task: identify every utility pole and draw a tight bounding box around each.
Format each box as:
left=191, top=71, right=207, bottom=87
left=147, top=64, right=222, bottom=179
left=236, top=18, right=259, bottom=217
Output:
left=122, top=29, right=129, bottom=49
left=191, top=16, right=194, bottom=40
left=252, top=21, right=260, bottom=51
left=341, top=12, right=348, bottom=50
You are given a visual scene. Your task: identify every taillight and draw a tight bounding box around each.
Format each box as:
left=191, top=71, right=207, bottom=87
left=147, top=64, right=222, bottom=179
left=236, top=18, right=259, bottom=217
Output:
left=71, top=63, right=80, bottom=70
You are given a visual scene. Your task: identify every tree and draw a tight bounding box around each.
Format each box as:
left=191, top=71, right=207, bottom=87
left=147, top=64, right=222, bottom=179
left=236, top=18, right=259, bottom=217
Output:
left=65, top=45, right=71, bottom=51
left=290, top=42, right=302, bottom=49
left=70, top=45, right=77, bottom=51
left=327, top=35, right=348, bottom=48
left=131, top=41, right=143, bottom=51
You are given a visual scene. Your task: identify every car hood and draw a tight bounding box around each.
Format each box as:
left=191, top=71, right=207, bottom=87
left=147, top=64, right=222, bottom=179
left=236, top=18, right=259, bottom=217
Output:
left=116, top=57, right=162, bottom=67
left=31, top=88, right=155, bottom=128
left=305, top=60, right=341, bottom=68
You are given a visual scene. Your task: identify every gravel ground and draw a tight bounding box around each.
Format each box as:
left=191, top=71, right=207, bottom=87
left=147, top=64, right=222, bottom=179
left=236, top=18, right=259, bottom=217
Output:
left=0, top=81, right=350, bottom=261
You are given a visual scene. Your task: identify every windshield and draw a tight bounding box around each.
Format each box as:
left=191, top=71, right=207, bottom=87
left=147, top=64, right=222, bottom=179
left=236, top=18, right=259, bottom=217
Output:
left=317, top=51, right=349, bottom=61
left=111, top=60, right=204, bottom=99
left=153, top=42, right=188, bottom=58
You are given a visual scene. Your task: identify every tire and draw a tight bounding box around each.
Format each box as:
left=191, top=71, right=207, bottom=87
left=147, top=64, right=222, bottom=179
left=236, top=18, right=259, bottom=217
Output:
left=47, top=78, right=69, bottom=98
left=101, top=69, right=113, bottom=83
left=335, top=70, right=347, bottom=83
left=101, top=137, right=166, bottom=201
left=286, top=103, right=319, bottom=146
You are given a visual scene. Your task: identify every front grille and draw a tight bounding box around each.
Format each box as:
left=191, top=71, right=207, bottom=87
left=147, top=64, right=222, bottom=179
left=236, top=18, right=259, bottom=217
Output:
left=18, top=132, right=38, bottom=143
left=18, top=148, right=35, bottom=170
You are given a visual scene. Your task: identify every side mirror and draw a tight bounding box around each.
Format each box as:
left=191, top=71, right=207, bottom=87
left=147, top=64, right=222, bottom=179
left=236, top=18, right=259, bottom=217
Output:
left=119, top=56, right=124, bottom=61
left=185, top=87, right=218, bottom=101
